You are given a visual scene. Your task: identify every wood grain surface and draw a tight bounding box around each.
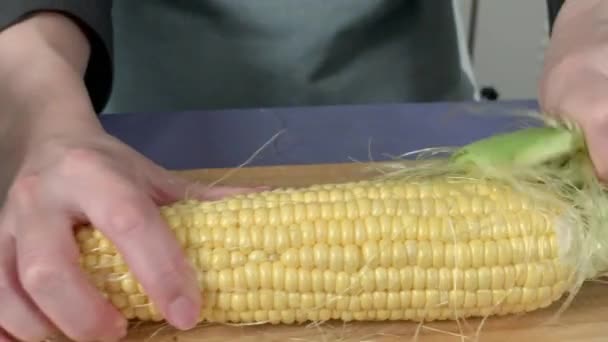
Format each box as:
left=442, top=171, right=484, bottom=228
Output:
left=117, top=163, right=608, bottom=341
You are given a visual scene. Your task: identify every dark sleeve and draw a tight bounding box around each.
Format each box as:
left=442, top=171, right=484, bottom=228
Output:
left=546, top=0, right=565, bottom=33
left=0, top=1, right=113, bottom=113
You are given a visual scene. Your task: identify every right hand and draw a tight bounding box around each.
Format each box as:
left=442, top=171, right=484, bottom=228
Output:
left=0, top=123, right=260, bottom=341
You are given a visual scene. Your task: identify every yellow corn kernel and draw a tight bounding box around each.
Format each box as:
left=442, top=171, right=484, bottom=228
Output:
left=76, top=177, right=576, bottom=325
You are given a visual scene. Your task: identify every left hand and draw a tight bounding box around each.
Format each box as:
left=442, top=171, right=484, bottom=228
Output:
left=539, top=0, right=608, bottom=181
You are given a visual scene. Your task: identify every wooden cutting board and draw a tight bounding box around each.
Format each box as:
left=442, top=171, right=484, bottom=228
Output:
left=118, top=162, right=608, bottom=342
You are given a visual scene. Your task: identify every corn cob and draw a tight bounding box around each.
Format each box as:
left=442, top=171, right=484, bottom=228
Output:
left=75, top=174, right=580, bottom=325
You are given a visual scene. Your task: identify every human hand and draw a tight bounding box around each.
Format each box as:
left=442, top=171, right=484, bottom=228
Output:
left=539, top=0, right=608, bottom=180
left=0, top=12, right=265, bottom=340
left=0, top=125, right=260, bottom=341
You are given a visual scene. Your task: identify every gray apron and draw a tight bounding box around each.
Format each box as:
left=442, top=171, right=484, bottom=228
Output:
left=104, top=0, right=474, bottom=113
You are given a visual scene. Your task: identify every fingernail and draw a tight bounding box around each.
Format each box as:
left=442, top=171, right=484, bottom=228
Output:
left=169, top=296, right=199, bottom=330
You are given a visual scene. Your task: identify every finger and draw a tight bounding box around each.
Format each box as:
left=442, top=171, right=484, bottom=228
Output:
left=166, top=182, right=269, bottom=202
left=196, top=185, right=270, bottom=201
left=148, top=170, right=269, bottom=203
left=80, top=179, right=202, bottom=330
left=581, top=119, right=608, bottom=181
left=0, top=233, right=55, bottom=342
left=547, top=72, right=608, bottom=181
left=11, top=190, right=126, bottom=341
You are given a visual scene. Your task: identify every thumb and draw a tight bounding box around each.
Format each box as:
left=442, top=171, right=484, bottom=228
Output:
left=146, top=168, right=270, bottom=204
left=540, top=66, right=608, bottom=182
left=580, top=117, right=608, bottom=182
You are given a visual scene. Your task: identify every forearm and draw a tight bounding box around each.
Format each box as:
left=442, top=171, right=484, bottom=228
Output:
left=555, top=0, right=602, bottom=21
left=539, top=0, right=608, bottom=108
left=0, top=12, right=102, bottom=144
left=545, top=0, right=608, bottom=66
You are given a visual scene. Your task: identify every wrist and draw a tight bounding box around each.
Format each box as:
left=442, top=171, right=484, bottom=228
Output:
left=1, top=56, right=102, bottom=138
left=0, top=19, right=102, bottom=144
left=0, top=12, right=91, bottom=78
left=540, top=0, right=608, bottom=105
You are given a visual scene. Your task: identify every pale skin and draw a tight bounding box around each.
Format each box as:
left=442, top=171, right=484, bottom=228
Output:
left=539, top=0, right=608, bottom=178
left=0, top=13, right=263, bottom=342
left=0, top=0, right=604, bottom=340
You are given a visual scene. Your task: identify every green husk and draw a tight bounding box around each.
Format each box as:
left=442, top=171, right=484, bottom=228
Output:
left=449, top=121, right=588, bottom=187
left=450, top=126, right=584, bottom=169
